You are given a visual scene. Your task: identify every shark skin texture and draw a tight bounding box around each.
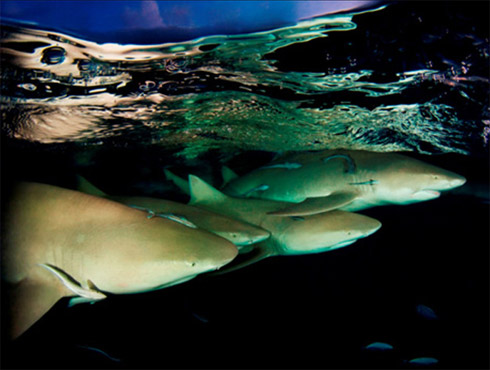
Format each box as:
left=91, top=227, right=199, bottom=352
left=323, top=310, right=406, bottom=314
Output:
left=187, top=175, right=381, bottom=272
left=76, top=175, right=270, bottom=248
left=1, top=182, right=238, bottom=339
left=221, top=149, right=467, bottom=216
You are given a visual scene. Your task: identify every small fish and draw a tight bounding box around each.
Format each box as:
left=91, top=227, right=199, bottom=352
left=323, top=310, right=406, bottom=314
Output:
left=67, top=297, right=100, bottom=307
left=364, top=342, right=394, bottom=351
left=191, top=312, right=210, bottom=323
left=259, top=162, right=302, bottom=170
left=39, top=263, right=106, bottom=301
left=129, top=205, right=156, bottom=219
left=407, top=357, right=439, bottom=366
left=416, top=304, right=439, bottom=320
left=289, top=216, right=305, bottom=221
left=349, top=179, right=379, bottom=186
left=155, top=213, right=197, bottom=229
left=323, top=154, right=356, bottom=173
left=242, top=184, right=270, bottom=197
left=76, top=345, right=121, bottom=362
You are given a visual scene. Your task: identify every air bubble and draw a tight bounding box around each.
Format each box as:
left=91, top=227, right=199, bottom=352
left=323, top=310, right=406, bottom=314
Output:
left=165, top=58, right=189, bottom=73
left=18, top=83, right=37, bottom=91
left=139, top=80, right=157, bottom=92
left=41, top=46, right=66, bottom=65
left=77, top=59, right=92, bottom=72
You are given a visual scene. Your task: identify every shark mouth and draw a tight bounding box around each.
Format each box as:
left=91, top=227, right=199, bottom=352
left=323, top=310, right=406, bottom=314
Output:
left=424, top=189, right=441, bottom=197
left=328, top=239, right=358, bottom=250
left=413, top=189, right=441, bottom=199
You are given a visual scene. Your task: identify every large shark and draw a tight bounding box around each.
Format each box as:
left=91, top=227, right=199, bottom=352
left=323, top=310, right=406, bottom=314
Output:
left=77, top=176, right=270, bottom=248
left=1, top=182, right=238, bottom=339
left=187, top=175, right=381, bottom=271
left=221, top=149, right=467, bottom=216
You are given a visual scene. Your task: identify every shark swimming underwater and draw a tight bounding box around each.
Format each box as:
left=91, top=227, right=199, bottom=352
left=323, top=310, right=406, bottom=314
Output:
left=1, top=182, right=238, bottom=339
left=76, top=176, right=270, bottom=248
left=186, top=175, right=381, bottom=271
left=221, top=149, right=467, bottom=216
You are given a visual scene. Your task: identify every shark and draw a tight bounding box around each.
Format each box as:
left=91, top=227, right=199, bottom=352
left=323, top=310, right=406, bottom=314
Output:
left=221, top=149, right=467, bottom=216
left=186, top=175, right=382, bottom=271
left=1, top=182, right=238, bottom=339
left=77, top=176, right=270, bottom=248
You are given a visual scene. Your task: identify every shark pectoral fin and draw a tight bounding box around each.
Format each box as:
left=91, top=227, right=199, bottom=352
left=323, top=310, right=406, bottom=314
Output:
left=267, top=192, right=358, bottom=216
left=4, top=278, right=63, bottom=339
left=210, top=244, right=273, bottom=275
left=221, top=166, right=239, bottom=186
left=163, top=168, right=190, bottom=196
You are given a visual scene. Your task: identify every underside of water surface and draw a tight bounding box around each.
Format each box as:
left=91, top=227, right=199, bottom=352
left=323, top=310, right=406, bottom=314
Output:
left=1, top=1, right=488, bottom=166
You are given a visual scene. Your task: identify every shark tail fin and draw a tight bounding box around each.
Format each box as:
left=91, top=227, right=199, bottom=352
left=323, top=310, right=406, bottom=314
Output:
left=164, top=168, right=190, bottom=196
left=221, top=166, right=239, bottom=187
left=211, top=244, right=273, bottom=275
left=76, top=175, right=107, bottom=197
left=188, top=175, right=228, bottom=205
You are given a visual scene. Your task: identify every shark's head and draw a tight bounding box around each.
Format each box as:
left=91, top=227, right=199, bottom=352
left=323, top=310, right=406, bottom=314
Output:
left=91, top=215, right=238, bottom=294
left=374, top=155, right=466, bottom=205
left=275, top=210, right=381, bottom=254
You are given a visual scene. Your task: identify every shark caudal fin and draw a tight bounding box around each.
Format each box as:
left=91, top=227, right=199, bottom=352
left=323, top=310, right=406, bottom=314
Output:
left=221, top=166, right=239, bottom=187
left=188, top=175, right=229, bottom=205
left=164, top=168, right=191, bottom=196
left=76, top=175, right=107, bottom=197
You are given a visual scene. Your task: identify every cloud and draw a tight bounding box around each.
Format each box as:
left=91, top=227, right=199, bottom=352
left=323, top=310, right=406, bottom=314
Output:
left=123, top=1, right=166, bottom=29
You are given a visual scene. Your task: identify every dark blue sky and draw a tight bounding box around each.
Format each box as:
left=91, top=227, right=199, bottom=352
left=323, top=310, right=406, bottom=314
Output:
left=0, top=1, right=375, bottom=43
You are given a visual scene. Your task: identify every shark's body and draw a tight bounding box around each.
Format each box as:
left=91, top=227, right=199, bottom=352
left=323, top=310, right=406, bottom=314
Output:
left=1, top=182, right=238, bottom=339
left=76, top=175, right=270, bottom=247
left=108, top=196, right=270, bottom=248
left=222, top=150, right=466, bottom=216
left=187, top=175, right=381, bottom=271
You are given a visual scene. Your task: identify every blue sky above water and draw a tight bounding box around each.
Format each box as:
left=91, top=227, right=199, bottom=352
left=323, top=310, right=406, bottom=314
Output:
left=0, top=1, right=375, bottom=43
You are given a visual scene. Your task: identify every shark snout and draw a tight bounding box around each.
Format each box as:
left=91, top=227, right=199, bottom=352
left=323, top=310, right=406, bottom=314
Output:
left=432, top=170, right=466, bottom=191
left=361, top=218, right=382, bottom=237
left=203, top=241, right=239, bottom=270
left=245, top=229, right=271, bottom=245
left=448, top=174, right=466, bottom=188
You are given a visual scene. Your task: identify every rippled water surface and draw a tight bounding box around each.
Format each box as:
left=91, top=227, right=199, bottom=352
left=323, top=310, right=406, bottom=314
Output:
left=1, top=2, right=488, bottom=160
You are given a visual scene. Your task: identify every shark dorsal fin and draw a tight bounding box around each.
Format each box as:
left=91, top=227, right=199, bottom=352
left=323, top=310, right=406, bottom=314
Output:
left=164, top=168, right=190, bottom=196
left=221, top=166, right=239, bottom=186
left=189, top=175, right=228, bottom=205
left=76, top=175, right=107, bottom=197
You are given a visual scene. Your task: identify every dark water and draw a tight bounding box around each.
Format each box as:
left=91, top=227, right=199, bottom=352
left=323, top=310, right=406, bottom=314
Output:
left=1, top=1, right=489, bottom=369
